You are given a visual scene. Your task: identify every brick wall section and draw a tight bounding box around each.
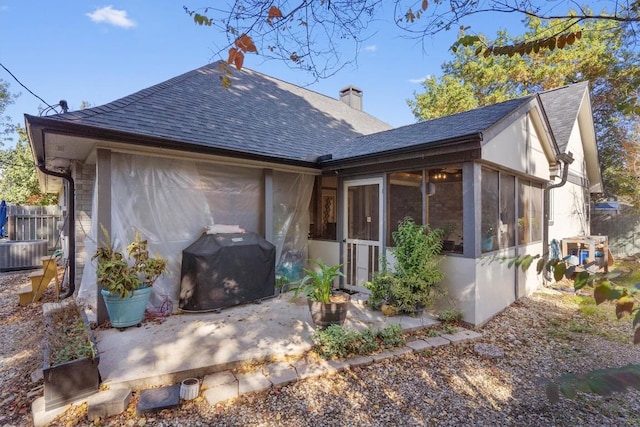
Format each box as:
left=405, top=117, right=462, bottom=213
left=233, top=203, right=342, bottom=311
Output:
left=429, top=181, right=463, bottom=241
left=73, top=162, right=95, bottom=285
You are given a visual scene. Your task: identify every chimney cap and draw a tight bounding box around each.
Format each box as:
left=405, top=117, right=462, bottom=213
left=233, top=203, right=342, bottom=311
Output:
left=339, top=85, right=362, bottom=96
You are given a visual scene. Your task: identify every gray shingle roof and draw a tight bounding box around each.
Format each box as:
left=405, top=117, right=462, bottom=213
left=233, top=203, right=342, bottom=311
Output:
left=40, top=61, right=392, bottom=162
left=328, top=96, right=533, bottom=161
left=538, top=81, right=588, bottom=153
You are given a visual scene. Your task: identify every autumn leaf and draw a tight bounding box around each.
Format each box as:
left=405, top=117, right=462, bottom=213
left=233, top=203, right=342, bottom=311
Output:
left=235, top=34, right=258, bottom=53
left=635, top=327, right=640, bottom=345
left=615, top=296, right=635, bottom=319
left=234, top=50, right=244, bottom=70
left=268, top=6, right=283, bottom=20
left=227, top=47, right=238, bottom=66
left=422, top=0, right=429, bottom=10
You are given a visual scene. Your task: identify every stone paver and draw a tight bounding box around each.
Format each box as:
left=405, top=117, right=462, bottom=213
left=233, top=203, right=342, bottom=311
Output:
left=202, top=381, right=239, bottom=406
left=371, top=349, right=396, bottom=363
left=136, top=384, right=180, bottom=415
left=441, top=329, right=482, bottom=343
left=202, top=371, right=237, bottom=389
left=406, top=339, right=432, bottom=352
left=423, top=336, right=451, bottom=347
left=86, top=388, right=131, bottom=421
left=236, top=371, right=272, bottom=394
left=347, top=355, right=374, bottom=368
left=292, top=361, right=331, bottom=380
left=264, top=362, right=298, bottom=387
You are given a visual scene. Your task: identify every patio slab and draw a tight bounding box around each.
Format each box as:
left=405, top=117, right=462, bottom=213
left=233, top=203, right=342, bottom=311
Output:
left=94, top=292, right=440, bottom=390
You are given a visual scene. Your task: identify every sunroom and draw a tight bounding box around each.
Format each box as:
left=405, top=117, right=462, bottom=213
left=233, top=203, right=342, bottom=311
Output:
left=307, top=94, right=571, bottom=326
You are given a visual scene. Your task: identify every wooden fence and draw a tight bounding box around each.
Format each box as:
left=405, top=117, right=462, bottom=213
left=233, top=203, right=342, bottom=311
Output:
left=5, top=205, right=62, bottom=251
left=591, top=206, right=640, bottom=259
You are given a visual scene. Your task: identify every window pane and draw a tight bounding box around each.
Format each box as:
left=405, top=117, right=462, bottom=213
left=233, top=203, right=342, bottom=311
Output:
left=531, top=184, right=543, bottom=242
left=347, top=184, right=379, bottom=240
left=518, top=180, right=530, bottom=244
left=481, top=168, right=499, bottom=253
left=499, top=174, right=515, bottom=249
left=387, top=171, right=423, bottom=245
left=428, top=168, right=463, bottom=253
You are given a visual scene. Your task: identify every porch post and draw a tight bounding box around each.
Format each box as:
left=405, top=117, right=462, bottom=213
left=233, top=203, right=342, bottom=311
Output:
left=463, top=162, right=479, bottom=258
left=95, top=149, right=111, bottom=325
left=264, top=169, right=273, bottom=242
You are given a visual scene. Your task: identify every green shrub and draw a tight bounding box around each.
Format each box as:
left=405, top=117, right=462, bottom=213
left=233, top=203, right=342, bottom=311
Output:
left=311, top=324, right=406, bottom=359
left=438, top=308, right=463, bottom=323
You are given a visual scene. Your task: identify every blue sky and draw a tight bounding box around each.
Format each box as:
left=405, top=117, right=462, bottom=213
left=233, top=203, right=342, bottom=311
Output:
left=0, top=2, right=523, bottom=147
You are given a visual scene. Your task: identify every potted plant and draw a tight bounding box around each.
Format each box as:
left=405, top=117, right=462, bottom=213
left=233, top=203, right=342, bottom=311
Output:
left=291, top=260, right=349, bottom=328
left=93, top=227, right=167, bottom=330
left=42, top=300, right=100, bottom=410
left=482, top=221, right=496, bottom=251
left=373, top=217, right=445, bottom=315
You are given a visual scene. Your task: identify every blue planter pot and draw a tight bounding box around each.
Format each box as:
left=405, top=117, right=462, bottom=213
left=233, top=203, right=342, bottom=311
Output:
left=101, top=286, right=152, bottom=329
left=481, top=235, right=495, bottom=251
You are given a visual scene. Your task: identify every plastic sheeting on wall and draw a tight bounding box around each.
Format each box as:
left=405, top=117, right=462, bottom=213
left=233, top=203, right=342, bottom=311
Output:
left=77, top=152, right=314, bottom=314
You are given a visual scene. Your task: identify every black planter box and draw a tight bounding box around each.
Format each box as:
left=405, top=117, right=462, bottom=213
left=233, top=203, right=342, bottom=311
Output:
left=42, top=302, right=101, bottom=411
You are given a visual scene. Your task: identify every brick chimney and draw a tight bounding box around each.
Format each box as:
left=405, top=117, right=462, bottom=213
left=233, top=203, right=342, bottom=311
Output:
left=339, top=86, right=363, bottom=111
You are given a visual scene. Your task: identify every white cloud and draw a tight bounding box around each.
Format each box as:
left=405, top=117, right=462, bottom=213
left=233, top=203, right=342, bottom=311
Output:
left=409, top=75, right=432, bottom=84
left=362, top=45, right=377, bottom=53
left=86, top=6, right=136, bottom=29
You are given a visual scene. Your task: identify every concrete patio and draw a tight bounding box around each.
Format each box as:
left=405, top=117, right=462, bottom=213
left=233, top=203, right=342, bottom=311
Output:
left=95, top=292, right=440, bottom=390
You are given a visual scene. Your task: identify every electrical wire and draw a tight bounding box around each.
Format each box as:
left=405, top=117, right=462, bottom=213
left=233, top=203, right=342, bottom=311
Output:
left=0, top=61, right=55, bottom=111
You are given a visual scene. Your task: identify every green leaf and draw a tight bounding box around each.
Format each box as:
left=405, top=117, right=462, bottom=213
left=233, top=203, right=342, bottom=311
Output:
left=594, top=281, right=612, bottom=305
left=536, top=257, right=546, bottom=274
left=545, top=382, right=560, bottom=403
left=559, top=382, right=577, bottom=399
left=633, top=309, right=640, bottom=328
left=574, top=271, right=590, bottom=290
left=521, top=255, right=534, bottom=272
left=553, top=263, right=566, bottom=282
left=635, top=327, right=640, bottom=345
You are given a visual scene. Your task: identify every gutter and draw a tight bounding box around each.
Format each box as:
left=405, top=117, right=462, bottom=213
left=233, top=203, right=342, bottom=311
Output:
left=37, top=163, right=76, bottom=299
left=542, top=151, right=574, bottom=282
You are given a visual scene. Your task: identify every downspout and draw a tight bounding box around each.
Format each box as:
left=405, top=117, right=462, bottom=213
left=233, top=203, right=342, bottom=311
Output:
left=542, top=151, right=574, bottom=282
left=37, top=163, right=76, bottom=299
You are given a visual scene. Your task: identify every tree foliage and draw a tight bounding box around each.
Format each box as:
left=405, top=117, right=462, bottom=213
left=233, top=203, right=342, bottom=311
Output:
left=0, top=79, right=16, bottom=145
left=184, top=1, right=640, bottom=87
left=0, top=126, right=57, bottom=205
left=409, top=17, right=640, bottom=205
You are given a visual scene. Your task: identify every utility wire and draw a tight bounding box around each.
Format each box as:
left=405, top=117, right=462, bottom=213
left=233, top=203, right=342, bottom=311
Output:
left=0, top=61, right=55, bottom=110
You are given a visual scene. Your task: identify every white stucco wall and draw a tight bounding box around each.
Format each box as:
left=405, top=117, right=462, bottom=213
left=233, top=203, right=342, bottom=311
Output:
left=549, top=117, right=590, bottom=243
left=482, top=115, right=550, bottom=180
left=308, top=239, right=341, bottom=267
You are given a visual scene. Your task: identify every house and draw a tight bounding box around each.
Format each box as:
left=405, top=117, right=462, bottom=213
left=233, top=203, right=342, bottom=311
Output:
left=25, top=62, right=601, bottom=326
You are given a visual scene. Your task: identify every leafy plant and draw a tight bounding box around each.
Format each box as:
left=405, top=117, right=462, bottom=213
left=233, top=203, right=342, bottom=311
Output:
left=291, top=260, right=344, bottom=303
left=438, top=308, right=463, bottom=323
left=46, top=303, right=97, bottom=365
left=93, top=226, right=167, bottom=298
left=387, top=217, right=445, bottom=313
left=364, top=270, right=394, bottom=310
left=311, top=324, right=406, bottom=359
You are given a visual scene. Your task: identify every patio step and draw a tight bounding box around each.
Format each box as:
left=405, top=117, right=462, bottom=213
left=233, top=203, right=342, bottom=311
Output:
left=17, top=256, right=60, bottom=306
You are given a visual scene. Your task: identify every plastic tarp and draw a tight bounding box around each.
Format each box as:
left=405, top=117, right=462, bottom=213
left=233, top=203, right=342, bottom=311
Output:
left=77, top=153, right=314, bottom=314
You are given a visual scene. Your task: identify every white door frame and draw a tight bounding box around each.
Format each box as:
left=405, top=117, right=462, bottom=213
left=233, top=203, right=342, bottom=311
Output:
left=342, top=177, right=384, bottom=291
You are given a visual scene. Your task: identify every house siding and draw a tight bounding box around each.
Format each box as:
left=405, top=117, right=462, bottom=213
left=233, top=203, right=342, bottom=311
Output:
left=73, top=162, right=95, bottom=286
left=482, top=115, right=550, bottom=180
left=549, top=119, right=590, bottom=244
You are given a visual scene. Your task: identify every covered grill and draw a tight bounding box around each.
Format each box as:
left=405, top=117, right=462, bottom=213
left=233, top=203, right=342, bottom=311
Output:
left=179, top=232, right=276, bottom=312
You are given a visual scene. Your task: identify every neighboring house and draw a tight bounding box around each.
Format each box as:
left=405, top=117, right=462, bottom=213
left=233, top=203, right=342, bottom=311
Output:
left=25, top=62, right=601, bottom=326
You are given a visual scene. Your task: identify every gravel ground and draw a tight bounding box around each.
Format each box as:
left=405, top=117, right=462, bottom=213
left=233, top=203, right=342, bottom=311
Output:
left=0, top=270, right=639, bottom=426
